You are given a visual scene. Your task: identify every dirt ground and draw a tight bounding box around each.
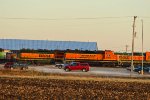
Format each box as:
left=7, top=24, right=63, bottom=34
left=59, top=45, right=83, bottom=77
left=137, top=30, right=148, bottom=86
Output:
left=0, top=71, right=150, bottom=100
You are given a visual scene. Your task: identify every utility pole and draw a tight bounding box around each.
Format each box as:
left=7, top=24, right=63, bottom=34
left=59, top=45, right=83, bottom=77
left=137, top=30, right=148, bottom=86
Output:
left=131, top=16, right=137, bottom=76
left=125, top=45, right=129, bottom=53
left=141, top=19, right=144, bottom=75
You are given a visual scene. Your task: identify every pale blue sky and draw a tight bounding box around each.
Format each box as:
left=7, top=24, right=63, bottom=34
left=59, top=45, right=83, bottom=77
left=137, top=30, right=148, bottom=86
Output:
left=0, top=0, right=150, bottom=52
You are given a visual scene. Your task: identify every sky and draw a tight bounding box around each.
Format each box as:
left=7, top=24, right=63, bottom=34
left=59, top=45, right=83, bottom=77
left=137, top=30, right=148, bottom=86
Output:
left=0, top=0, right=150, bottom=52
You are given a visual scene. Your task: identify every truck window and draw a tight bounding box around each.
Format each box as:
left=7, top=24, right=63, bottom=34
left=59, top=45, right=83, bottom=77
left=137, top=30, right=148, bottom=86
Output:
left=71, top=63, right=77, bottom=66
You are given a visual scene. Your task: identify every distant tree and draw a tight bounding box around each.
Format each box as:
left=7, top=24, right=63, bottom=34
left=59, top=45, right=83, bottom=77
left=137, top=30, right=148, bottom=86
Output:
left=0, top=48, right=4, bottom=52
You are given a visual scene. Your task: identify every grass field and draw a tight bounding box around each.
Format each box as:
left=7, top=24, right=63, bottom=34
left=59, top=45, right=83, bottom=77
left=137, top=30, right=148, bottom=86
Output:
left=0, top=69, right=150, bottom=100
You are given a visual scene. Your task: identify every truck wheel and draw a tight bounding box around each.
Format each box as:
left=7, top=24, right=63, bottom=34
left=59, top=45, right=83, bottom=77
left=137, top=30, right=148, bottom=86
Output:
left=23, top=67, right=28, bottom=70
left=65, top=68, right=70, bottom=72
left=20, top=67, right=23, bottom=70
left=82, top=69, right=87, bottom=72
left=138, top=71, right=141, bottom=74
left=58, top=65, right=62, bottom=69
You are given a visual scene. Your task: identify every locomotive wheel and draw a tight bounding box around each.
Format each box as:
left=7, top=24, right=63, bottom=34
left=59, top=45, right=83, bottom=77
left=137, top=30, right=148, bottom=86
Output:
left=58, top=65, right=62, bottom=69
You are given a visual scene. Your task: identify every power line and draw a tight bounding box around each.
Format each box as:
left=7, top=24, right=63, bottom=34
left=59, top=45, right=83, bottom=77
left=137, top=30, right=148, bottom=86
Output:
left=0, top=16, right=132, bottom=20
left=140, top=16, right=150, bottom=18
left=1, top=16, right=150, bottom=21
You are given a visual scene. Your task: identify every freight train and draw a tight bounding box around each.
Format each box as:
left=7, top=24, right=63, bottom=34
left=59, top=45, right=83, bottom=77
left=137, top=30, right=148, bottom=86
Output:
left=0, top=50, right=150, bottom=67
left=63, top=50, right=150, bottom=67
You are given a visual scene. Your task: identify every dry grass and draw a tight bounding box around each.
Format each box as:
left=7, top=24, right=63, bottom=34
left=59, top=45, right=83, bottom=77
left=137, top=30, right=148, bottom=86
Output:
left=0, top=75, right=150, bottom=99
left=0, top=69, right=150, bottom=83
left=0, top=69, right=150, bottom=99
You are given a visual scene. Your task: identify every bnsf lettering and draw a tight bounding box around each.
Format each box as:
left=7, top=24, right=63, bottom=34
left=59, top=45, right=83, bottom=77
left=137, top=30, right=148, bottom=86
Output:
left=39, top=54, right=51, bottom=58
left=80, top=55, right=96, bottom=58
left=119, top=56, right=129, bottom=60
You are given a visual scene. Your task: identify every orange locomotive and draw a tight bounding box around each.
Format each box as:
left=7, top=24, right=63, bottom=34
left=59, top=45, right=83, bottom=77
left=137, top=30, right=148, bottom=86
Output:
left=64, top=50, right=118, bottom=66
left=20, top=53, right=55, bottom=59
left=5, top=50, right=150, bottom=67
left=64, top=50, right=150, bottom=67
left=65, top=53, right=103, bottom=61
left=18, top=53, right=55, bottom=65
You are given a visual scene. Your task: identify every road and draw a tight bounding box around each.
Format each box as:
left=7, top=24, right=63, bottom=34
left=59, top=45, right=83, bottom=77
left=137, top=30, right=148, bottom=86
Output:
left=28, top=65, right=150, bottom=77
left=0, top=64, right=149, bottom=77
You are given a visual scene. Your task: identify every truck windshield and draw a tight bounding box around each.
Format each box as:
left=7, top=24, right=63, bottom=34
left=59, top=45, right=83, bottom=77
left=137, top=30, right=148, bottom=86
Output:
left=70, top=63, right=79, bottom=66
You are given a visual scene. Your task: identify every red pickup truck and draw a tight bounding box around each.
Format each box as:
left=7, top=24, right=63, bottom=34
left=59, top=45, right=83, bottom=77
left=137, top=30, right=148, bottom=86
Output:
left=64, top=62, right=90, bottom=72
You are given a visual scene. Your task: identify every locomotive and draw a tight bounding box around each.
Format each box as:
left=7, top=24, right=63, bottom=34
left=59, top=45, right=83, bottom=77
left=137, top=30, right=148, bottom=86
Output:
left=63, top=50, right=150, bottom=67
left=0, top=49, right=150, bottom=67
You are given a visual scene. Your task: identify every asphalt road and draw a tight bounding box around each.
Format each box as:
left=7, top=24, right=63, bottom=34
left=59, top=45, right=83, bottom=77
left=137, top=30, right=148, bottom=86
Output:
left=28, top=65, right=150, bottom=77
left=0, top=64, right=150, bottom=77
